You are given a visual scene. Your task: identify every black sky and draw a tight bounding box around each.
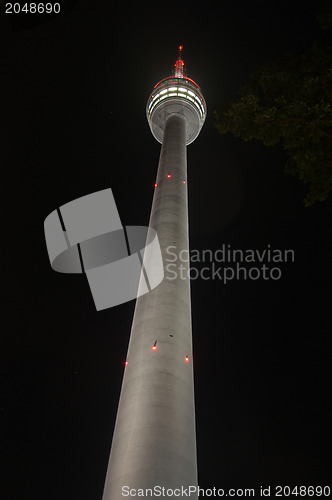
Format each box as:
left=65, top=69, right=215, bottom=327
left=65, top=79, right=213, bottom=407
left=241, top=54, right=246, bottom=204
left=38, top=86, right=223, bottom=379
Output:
left=1, top=1, right=331, bottom=499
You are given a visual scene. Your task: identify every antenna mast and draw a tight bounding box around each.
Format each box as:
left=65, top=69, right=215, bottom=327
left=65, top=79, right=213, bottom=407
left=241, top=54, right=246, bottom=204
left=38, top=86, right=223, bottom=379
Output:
left=173, top=45, right=186, bottom=77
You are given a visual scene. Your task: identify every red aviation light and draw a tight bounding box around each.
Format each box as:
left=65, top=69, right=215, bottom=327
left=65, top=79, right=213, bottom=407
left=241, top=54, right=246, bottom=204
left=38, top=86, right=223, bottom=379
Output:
left=154, top=183, right=157, bottom=187
left=152, top=341, right=157, bottom=350
left=125, top=360, right=128, bottom=365
left=167, top=173, right=171, bottom=178
left=183, top=180, right=186, bottom=184
left=185, top=355, right=189, bottom=363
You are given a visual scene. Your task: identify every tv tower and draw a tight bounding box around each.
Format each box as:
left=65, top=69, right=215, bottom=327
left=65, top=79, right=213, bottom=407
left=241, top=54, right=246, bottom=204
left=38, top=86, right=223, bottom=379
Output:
left=102, top=46, right=207, bottom=498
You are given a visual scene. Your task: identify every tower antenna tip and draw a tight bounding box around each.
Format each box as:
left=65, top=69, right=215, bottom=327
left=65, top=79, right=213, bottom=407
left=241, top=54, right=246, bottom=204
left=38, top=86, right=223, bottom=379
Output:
left=173, top=45, right=185, bottom=77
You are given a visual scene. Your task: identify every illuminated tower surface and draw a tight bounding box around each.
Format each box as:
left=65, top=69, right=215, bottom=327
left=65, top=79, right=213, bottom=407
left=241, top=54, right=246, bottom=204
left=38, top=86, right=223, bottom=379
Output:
left=102, top=47, right=207, bottom=499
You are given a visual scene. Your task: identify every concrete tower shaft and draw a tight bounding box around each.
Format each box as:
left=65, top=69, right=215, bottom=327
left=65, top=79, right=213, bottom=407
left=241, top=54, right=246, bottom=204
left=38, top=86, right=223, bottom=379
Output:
left=102, top=114, right=198, bottom=498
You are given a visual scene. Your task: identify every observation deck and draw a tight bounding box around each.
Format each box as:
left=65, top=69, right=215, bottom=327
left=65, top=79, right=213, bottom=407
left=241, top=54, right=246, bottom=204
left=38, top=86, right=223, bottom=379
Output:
left=146, top=49, right=207, bottom=145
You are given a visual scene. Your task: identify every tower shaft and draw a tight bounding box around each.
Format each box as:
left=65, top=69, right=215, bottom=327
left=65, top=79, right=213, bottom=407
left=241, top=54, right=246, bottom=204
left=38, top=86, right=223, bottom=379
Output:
left=102, top=114, right=198, bottom=498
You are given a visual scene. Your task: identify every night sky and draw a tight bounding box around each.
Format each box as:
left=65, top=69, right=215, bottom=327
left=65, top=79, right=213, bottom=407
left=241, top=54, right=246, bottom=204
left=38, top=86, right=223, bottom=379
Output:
left=1, top=1, right=331, bottom=499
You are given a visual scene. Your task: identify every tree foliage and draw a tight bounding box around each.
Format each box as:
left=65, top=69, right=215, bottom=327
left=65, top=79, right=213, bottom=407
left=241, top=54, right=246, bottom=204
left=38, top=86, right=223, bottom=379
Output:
left=214, top=14, right=332, bottom=206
